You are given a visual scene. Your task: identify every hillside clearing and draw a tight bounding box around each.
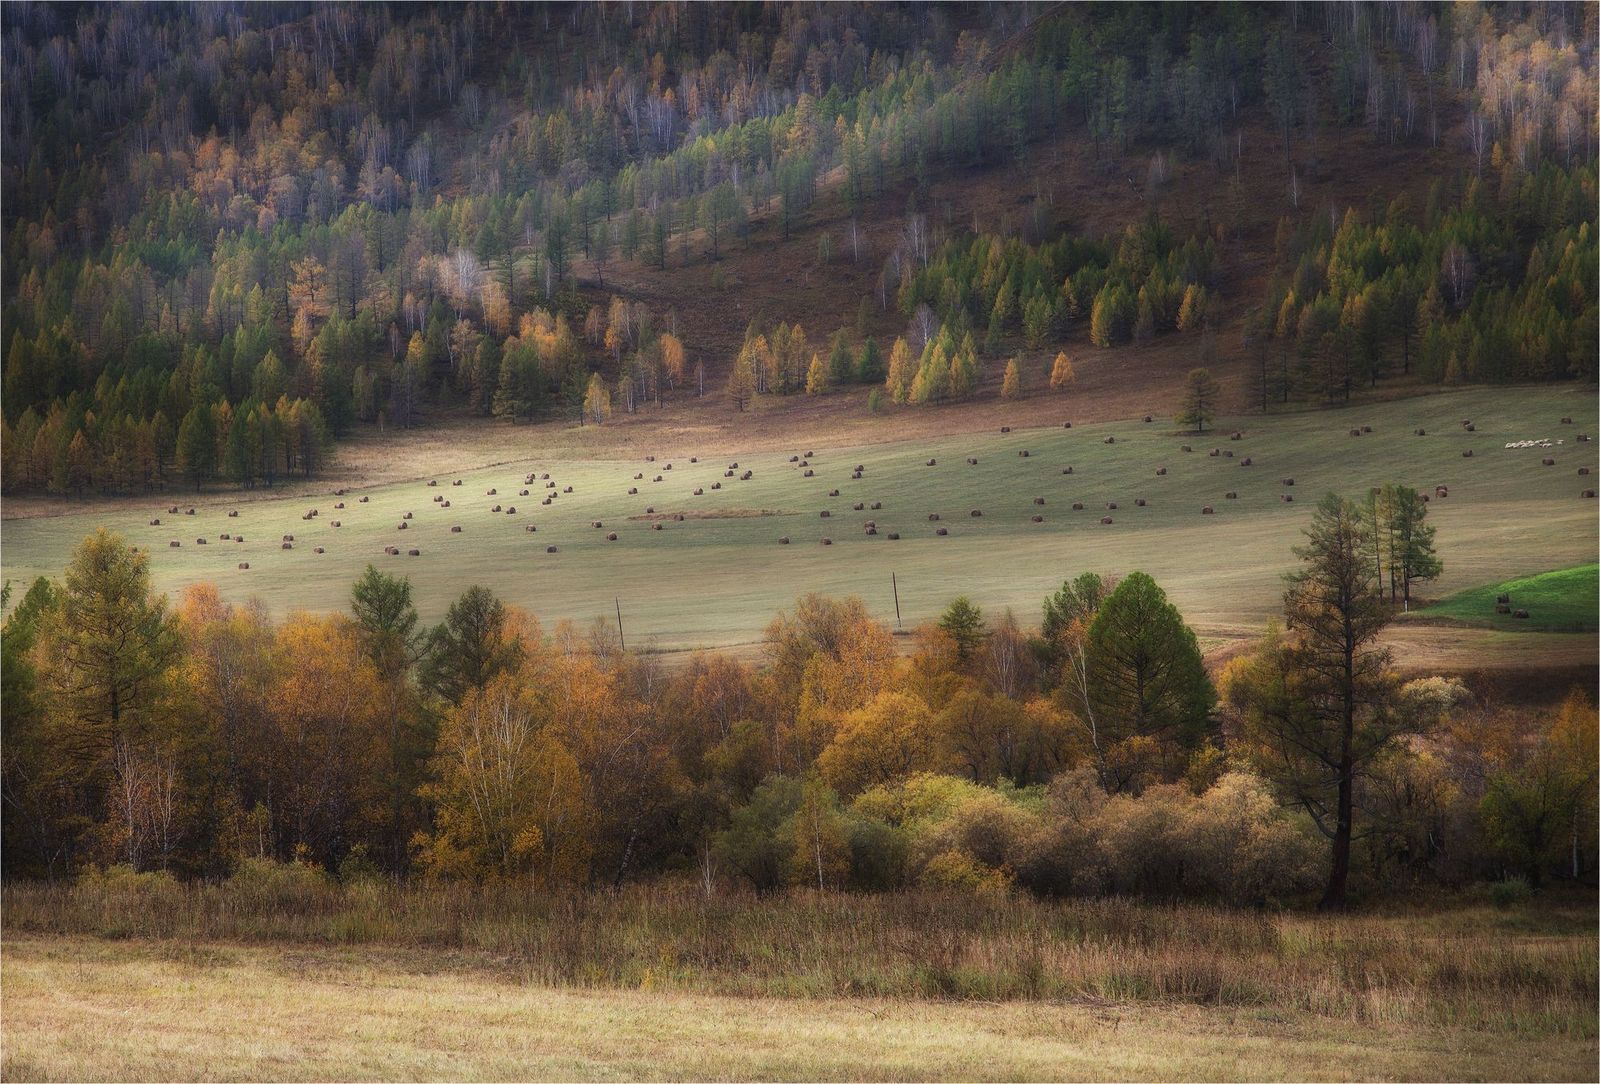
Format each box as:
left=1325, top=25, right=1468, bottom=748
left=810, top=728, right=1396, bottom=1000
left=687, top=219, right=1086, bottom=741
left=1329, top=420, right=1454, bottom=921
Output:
left=3, top=386, right=1594, bottom=668
left=1409, top=564, right=1599, bottom=634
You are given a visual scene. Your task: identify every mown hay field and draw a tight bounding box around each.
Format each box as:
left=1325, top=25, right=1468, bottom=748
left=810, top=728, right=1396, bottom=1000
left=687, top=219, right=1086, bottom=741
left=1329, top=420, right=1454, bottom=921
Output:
left=3, top=386, right=1595, bottom=660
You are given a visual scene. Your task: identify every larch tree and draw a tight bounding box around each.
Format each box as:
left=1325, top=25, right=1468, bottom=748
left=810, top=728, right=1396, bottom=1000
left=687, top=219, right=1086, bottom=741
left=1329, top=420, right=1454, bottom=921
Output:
left=1177, top=367, right=1221, bottom=432
left=1001, top=358, right=1023, bottom=399
left=805, top=353, right=829, bottom=395
left=1049, top=350, right=1076, bottom=391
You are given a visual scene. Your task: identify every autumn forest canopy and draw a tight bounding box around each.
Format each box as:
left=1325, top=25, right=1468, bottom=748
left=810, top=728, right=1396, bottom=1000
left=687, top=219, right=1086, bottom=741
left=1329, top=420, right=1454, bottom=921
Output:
left=1, top=1, right=1595, bottom=497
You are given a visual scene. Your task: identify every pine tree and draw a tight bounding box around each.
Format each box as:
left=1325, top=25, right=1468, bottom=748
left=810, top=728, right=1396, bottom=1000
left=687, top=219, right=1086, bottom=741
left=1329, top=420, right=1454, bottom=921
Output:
left=939, top=596, right=987, bottom=662
left=176, top=405, right=216, bottom=490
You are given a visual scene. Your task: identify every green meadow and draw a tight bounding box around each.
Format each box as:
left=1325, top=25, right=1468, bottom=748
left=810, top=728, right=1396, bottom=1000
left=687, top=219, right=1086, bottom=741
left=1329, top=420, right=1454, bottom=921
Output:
left=1416, top=563, right=1599, bottom=633
left=3, top=385, right=1595, bottom=654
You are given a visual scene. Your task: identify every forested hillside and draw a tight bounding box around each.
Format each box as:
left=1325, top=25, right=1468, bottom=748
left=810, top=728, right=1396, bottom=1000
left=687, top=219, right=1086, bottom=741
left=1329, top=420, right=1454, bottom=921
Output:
left=3, top=2, right=1595, bottom=496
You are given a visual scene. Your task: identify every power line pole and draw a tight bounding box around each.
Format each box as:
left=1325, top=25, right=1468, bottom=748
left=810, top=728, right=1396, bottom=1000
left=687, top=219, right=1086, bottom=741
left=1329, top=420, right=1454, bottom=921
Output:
left=615, top=596, right=626, bottom=652
left=891, top=572, right=902, bottom=631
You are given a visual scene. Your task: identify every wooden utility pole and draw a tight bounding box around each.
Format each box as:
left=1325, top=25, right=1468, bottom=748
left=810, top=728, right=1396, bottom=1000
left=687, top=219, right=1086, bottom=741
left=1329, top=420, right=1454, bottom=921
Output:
left=615, top=596, right=626, bottom=652
left=891, top=572, right=902, bottom=630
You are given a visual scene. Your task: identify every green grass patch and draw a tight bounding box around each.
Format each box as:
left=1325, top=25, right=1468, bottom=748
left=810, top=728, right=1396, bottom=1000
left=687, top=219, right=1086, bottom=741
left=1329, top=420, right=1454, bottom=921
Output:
left=1417, top=564, right=1598, bottom=633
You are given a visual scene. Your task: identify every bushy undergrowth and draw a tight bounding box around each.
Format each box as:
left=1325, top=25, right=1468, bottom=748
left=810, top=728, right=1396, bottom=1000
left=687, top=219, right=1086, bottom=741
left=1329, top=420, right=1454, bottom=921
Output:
left=6, top=871, right=1593, bottom=1037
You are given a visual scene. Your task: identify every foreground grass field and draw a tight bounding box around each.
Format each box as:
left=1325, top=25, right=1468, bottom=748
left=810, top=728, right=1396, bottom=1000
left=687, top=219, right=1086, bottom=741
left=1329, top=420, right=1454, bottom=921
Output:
left=1410, top=564, right=1599, bottom=633
left=5, top=933, right=1594, bottom=1083
left=4, top=386, right=1595, bottom=663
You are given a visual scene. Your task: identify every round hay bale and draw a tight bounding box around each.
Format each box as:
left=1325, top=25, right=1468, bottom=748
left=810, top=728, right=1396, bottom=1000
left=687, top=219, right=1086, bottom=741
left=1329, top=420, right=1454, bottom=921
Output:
left=853, top=502, right=865, bottom=511
left=186, top=508, right=196, bottom=515
left=887, top=532, right=900, bottom=540
left=221, top=533, right=231, bottom=540
left=1361, top=425, right=1372, bottom=434
left=805, top=450, right=815, bottom=458
left=804, top=469, right=815, bottom=478
left=652, top=523, right=662, bottom=531
left=743, top=471, right=753, bottom=480
left=1000, top=426, right=1011, bottom=433
left=525, top=525, right=537, bottom=533
left=1281, top=478, right=1294, bottom=486
left=1578, top=434, right=1591, bottom=442
left=398, top=521, right=409, bottom=529
left=935, top=527, right=949, bottom=536
left=790, top=455, right=800, bottom=463
left=451, top=526, right=462, bottom=533
left=1584, top=490, right=1597, bottom=499
left=1225, top=491, right=1237, bottom=499
left=1031, top=514, right=1044, bottom=523
left=563, top=486, right=573, bottom=493
left=238, top=562, right=249, bottom=570
left=821, top=538, right=833, bottom=545
left=1072, top=502, right=1084, bottom=510
left=634, top=473, right=643, bottom=480
left=1579, top=467, right=1591, bottom=476
left=428, top=480, right=437, bottom=487
left=169, top=506, right=179, bottom=513
left=1464, top=423, right=1475, bottom=432
left=694, top=488, right=704, bottom=495
left=169, top=540, right=181, bottom=547
left=283, top=534, right=295, bottom=541
left=150, top=518, right=161, bottom=526
left=1209, top=448, right=1220, bottom=457
left=1224, top=450, right=1234, bottom=458
left=546, top=546, right=558, bottom=553
left=313, top=546, right=324, bottom=554
left=541, top=474, right=550, bottom=480
left=820, top=510, right=831, bottom=518
left=711, top=482, right=722, bottom=490
left=664, top=464, right=672, bottom=471
left=927, top=458, right=937, bottom=466
left=1156, top=467, right=1167, bottom=476
left=359, top=496, right=369, bottom=503
left=778, top=537, right=790, bottom=545
left=403, top=511, right=413, bottom=519
left=433, top=495, right=443, bottom=503
left=337, top=488, right=348, bottom=495
left=1062, top=467, right=1073, bottom=475
left=1416, top=428, right=1426, bottom=436
left=196, top=538, right=207, bottom=545
left=1462, top=449, right=1474, bottom=457
left=966, top=457, right=977, bottom=465
left=1202, top=506, right=1214, bottom=514
left=1104, top=436, right=1116, bottom=445
left=870, top=502, right=882, bottom=510
left=864, top=520, right=876, bottom=529
left=229, top=510, right=239, bottom=517
left=1100, top=516, right=1113, bottom=525
left=506, top=507, right=516, bottom=514
left=442, top=501, right=450, bottom=508
left=1513, top=609, right=1530, bottom=619
left=1020, top=449, right=1030, bottom=458
left=970, top=509, right=983, bottom=517
left=691, top=457, right=699, bottom=463
left=282, top=541, right=293, bottom=550
left=852, top=471, right=862, bottom=480
left=1241, top=457, right=1252, bottom=466
left=1033, top=497, right=1046, bottom=506
left=866, top=527, right=878, bottom=536
left=1542, top=458, right=1556, bottom=466
left=1350, top=428, right=1362, bottom=437
left=1496, top=593, right=1512, bottom=604
left=606, top=533, right=618, bottom=542
left=1135, top=498, right=1146, bottom=507
left=629, top=488, right=638, bottom=495
left=928, top=513, right=941, bottom=521
left=725, top=470, right=735, bottom=478
left=645, top=455, right=655, bottom=463
left=1495, top=604, right=1512, bottom=614
left=646, top=507, right=655, bottom=514
left=453, top=479, right=463, bottom=486
left=1230, top=432, right=1242, bottom=441
left=1562, top=416, right=1573, bottom=424
left=592, top=521, right=603, bottom=528
left=408, top=548, right=420, bottom=557
left=385, top=546, right=398, bottom=555
left=235, top=536, right=244, bottom=543
left=1105, top=501, right=1118, bottom=510
left=828, top=489, right=840, bottom=497
left=1144, top=415, right=1153, bottom=423
left=547, top=481, right=557, bottom=488
left=520, top=489, right=530, bottom=496
left=675, top=514, right=685, bottom=522
left=487, top=488, right=496, bottom=496
left=1281, top=494, right=1294, bottom=502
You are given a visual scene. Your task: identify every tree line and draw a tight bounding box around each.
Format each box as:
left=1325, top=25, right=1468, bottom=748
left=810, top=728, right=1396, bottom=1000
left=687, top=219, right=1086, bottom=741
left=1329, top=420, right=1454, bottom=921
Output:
left=5, top=484, right=1592, bottom=906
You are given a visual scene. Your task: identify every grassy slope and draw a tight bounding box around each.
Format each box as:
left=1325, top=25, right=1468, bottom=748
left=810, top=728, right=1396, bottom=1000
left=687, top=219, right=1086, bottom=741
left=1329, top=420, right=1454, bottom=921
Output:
left=2, top=386, right=1595, bottom=666
left=1413, top=564, right=1600, bottom=633
left=4, top=934, right=1593, bottom=1083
